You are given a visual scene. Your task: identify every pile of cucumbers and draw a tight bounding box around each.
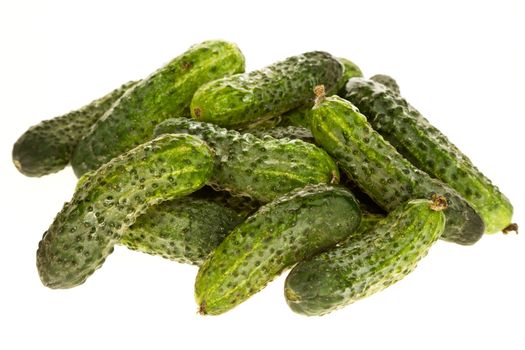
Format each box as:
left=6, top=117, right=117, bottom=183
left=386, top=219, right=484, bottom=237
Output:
left=13, top=40, right=516, bottom=316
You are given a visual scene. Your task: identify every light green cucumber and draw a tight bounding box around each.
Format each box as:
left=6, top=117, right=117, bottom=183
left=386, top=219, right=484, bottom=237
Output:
left=195, top=184, right=362, bottom=315
left=37, top=134, right=214, bottom=289
left=190, top=51, right=343, bottom=128
left=154, top=118, right=339, bottom=202
left=71, top=40, right=245, bottom=177
left=310, top=87, right=484, bottom=245
left=344, top=78, right=514, bottom=234
left=12, top=81, right=138, bottom=177
left=284, top=196, right=446, bottom=316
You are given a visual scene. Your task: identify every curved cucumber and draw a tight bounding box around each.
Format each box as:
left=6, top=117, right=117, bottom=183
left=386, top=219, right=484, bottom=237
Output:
left=284, top=197, right=446, bottom=316
left=344, top=78, right=513, bottom=234
left=121, top=197, right=243, bottom=265
left=336, top=57, right=363, bottom=94
left=12, top=81, right=138, bottom=177
left=191, top=51, right=343, bottom=127
left=37, top=134, right=214, bottom=289
left=370, top=74, right=400, bottom=95
left=247, top=126, right=315, bottom=144
left=195, top=184, right=362, bottom=315
left=154, top=118, right=339, bottom=202
left=71, top=40, right=245, bottom=177
left=310, top=89, right=484, bottom=245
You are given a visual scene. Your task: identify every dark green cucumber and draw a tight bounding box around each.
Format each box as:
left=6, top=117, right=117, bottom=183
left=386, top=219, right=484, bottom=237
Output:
left=336, top=57, right=363, bottom=94
left=344, top=78, right=513, bottom=234
left=37, top=134, right=214, bottom=289
left=195, top=184, right=362, bottom=315
left=370, top=74, right=400, bottom=95
left=154, top=118, right=339, bottom=202
left=248, top=126, right=315, bottom=144
left=310, top=89, right=484, bottom=245
left=284, top=196, right=446, bottom=316
left=190, top=51, right=343, bottom=127
left=121, top=197, right=243, bottom=265
left=12, top=81, right=138, bottom=177
left=71, top=40, right=245, bottom=177
left=190, top=186, right=261, bottom=218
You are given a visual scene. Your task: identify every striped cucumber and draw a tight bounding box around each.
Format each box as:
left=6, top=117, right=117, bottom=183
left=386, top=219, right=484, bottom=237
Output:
left=154, top=118, right=339, bottom=202
left=37, top=134, right=214, bottom=289
left=344, top=78, right=514, bottom=234
left=195, top=184, right=362, bottom=315
left=190, top=51, right=343, bottom=128
left=71, top=40, right=245, bottom=176
left=284, top=196, right=446, bottom=316
left=121, top=197, right=243, bottom=265
left=12, top=81, right=138, bottom=177
left=310, top=87, right=484, bottom=245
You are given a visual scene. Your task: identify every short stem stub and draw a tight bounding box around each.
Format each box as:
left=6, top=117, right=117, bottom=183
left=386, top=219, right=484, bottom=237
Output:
left=502, top=223, right=518, bottom=234
left=430, top=194, right=448, bottom=211
left=314, top=85, right=326, bottom=107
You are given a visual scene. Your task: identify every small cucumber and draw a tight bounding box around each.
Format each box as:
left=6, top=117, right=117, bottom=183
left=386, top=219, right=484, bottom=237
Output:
left=370, top=74, right=400, bottom=95
left=37, top=134, right=214, bottom=289
left=310, top=87, right=484, bottom=245
left=344, top=78, right=514, bottom=234
left=154, top=118, right=339, bottom=202
left=194, top=184, right=362, bottom=315
left=247, top=126, right=315, bottom=144
left=284, top=196, right=446, bottom=316
left=121, top=197, right=243, bottom=265
left=190, top=51, right=343, bottom=128
left=12, top=81, right=138, bottom=177
left=71, top=40, right=245, bottom=177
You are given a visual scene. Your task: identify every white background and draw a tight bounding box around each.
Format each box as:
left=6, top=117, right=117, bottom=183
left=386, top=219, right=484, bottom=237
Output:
left=1, top=0, right=524, bottom=349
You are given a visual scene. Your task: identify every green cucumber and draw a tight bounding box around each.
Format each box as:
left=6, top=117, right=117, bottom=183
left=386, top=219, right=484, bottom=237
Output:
left=190, top=51, right=343, bottom=128
left=190, top=186, right=261, bottom=218
left=195, top=184, right=362, bottom=315
left=121, top=197, right=243, bottom=265
left=310, top=87, right=484, bottom=245
left=336, top=57, right=363, bottom=94
left=154, top=118, right=339, bottom=202
left=37, top=134, right=214, bottom=289
left=248, top=126, right=315, bottom=144
left=12, top=81, right=138, bottom=177
left=284, top=196, right=446, bottom=316
left=278, top=105, right=313, bottom=128
left=370, top=74, right=400, bottom=95
left=71, top=40, right=245, bottom=177
left=344, top=78, right=514, bottom=234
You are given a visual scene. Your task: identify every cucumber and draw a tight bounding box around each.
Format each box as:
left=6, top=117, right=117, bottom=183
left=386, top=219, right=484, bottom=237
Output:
left=370, top=74, right=400, bottom=95
left=154, top=118, right=339, bottom=202
left=278, top=105, right=312, bottom=128
left=194, top=184, right=362, bottom=315
left=336, top=57, right=363, bottom=94
left=344, top=78, right=514, bottom=234
left=190, top=51, right=343, bottom=128
left=12, top=81, right=138, bottom=177
left=284, top=196, right=446, bottom=316
left=248, top=126, right=315, bottom=144
left=310, top=87, right=484, bottom=245
left=121, top=197, right=243, bottom=265
left=71, top=40, right=245, bottom=177
left=190, top=186, right=261, bottom=218
left=37, top=134, right=214, bottom=289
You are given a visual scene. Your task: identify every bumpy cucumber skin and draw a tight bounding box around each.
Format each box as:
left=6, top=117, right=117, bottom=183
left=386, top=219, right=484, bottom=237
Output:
left=154, top=118, right=339, bottom=202
left=195, top=184, right=362, bottom=315
left=336, top=57, right=363, bottom=94
left=12, top=81, right=138, bottom=177
left=121, top=197, right=243, bottom=265
left=248, top=126, right=315, bottom=144
left=311, top=95, right=484, bottom=245
left=191, top=186, right=261, bottom=218
left=37, top=134, right=214, bottom=289
left=344, top=78, right=512, bottom=234
left=370, top=74, right=400, bottom=95
left=71, top=40, right=245, bottom=177
left=284, top=198, right=445, bottom=316
left=191, top=51, right=343, bottom=128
